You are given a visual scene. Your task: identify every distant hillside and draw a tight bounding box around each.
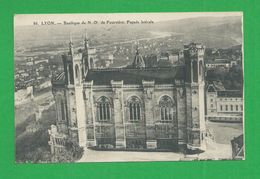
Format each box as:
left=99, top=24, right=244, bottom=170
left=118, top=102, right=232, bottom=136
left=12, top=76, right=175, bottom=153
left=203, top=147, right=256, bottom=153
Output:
left=154, top=16, right=241, bottom=32
left=14, top=16, right=242, bottom=50
left=152, top=16, right=242, bottom=48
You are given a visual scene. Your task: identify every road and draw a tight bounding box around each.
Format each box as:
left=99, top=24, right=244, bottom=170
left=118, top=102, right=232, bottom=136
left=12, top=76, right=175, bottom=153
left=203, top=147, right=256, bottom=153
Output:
left=78, top=148, right=185, bottom=162
left=78, top=139, right=233, bottom=163
left=206, top=121, right=243, bottom=144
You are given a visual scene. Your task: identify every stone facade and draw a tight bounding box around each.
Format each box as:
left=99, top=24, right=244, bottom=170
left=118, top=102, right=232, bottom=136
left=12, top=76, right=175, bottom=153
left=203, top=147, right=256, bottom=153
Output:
left=50, top=36, right=207, bottom=152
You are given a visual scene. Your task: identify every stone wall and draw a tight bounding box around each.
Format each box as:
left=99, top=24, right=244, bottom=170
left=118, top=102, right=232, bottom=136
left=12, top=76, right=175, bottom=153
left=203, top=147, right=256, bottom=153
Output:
left=81, top=81, right=186, bottom=150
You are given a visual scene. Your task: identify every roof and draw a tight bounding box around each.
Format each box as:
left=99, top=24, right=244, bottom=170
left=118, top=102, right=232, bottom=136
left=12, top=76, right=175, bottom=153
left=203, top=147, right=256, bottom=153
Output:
left=207, top=81, right=225, bottom=92
left=207, top=85, right=216, bottom=92
left=85, top=66, right=185, bottom=85
left=213, top=81, right=225, bottom=91
left=217, top=90, right=243, bottom=98
left=206, top=59, right=230, bottom=64
left=51, top=72, right=66, bottom=85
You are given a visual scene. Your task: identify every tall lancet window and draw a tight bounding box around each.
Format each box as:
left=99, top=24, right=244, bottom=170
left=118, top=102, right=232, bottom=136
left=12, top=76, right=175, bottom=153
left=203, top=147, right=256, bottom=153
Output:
left=60, top=100, right=66, bottom=121
left=192, top=60, right=198, bottom=82
left=159, top=95, right=176, bottom=122
left=97, top=96, right=111, bottom=121
left=199, top=60, right=204, bottom=80
left=75, top=64, right=80, bottom=85
left=128, top=96, right=142, bottom=122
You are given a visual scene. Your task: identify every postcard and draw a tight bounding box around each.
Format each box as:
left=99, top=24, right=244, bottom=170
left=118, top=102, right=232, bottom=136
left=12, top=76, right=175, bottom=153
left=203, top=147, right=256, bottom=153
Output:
left=14, top=12, right=244, bottom=163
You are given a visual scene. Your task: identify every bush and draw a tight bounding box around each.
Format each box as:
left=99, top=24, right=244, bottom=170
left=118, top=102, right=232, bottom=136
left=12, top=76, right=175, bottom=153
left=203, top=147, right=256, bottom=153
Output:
left=16, top=147, right=52, bottom=163
left=65, top=140, right=84, bottom=161
left=54, top=150, right=74, bottom=163
left=206, top=65, right=243, bottom=90
left=53, top=140, right=84, bottom=163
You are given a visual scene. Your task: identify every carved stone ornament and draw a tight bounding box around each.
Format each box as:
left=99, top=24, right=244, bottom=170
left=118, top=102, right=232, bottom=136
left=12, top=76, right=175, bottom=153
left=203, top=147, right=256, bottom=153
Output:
left=113, top=89, right=120, bottom=99
left=144, top=89, right=153, bottom=99
left=193, top=122, right=199, bottom=128
left=83, top=90, right=88, bottom=100
left=178, top=87, right=185, bottom=98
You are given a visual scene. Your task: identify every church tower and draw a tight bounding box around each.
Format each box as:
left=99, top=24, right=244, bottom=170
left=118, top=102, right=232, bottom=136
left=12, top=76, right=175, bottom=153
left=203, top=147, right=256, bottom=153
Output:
left=184, top=43, right=206, bottom=151
left=60, top=35, right=87, bottom=147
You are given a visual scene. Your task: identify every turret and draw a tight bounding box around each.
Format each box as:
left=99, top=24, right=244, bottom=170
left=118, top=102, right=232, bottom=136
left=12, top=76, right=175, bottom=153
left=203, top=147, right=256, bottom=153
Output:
left=62, top=34, right=83, bottom=86
left=84, top=30, right=89, bottom=50
left=62, top=35, right=75, bottom=85
left=69, top=33, right=74, bottom=56
left=82, top=30, right=96, bottom=71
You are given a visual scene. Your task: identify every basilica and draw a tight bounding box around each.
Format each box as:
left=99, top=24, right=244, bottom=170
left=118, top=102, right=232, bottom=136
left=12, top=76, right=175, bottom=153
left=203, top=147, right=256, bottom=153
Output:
left=49, top=34, right=207, bottom=153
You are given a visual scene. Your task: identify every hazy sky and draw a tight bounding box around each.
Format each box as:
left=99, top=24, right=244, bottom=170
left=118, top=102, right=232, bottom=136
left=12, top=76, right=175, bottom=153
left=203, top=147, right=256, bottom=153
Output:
left=14, top=12, right=242, bottom=26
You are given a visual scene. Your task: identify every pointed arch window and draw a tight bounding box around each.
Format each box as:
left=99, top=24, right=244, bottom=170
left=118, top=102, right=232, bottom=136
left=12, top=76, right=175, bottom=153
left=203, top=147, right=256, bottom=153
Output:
left=74, top=64, right=80, bottom=85
left=97, top=96, right=111, bottom=121
left=75, top=65, right=79, bottom=79
left=159, top=95, right=176, bottom=122
left=199, top=60, right=204, bottom=81
left=128, top=96, right=142, bottom=121
left=68, top=64, right=74, bottom=84
left=89, top=57, right=94, bottom=68
left=192, top=60, right=198, bottom=82
left=199, top=60, right=203, bottom=75
left=60, top=100, right=65, bottom=120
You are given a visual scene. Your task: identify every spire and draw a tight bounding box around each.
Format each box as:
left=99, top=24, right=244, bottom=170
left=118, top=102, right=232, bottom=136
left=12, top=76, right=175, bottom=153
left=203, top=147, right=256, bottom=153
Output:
left=84, top=29, right=89, bottom=50
left=69, top=32, right=74, bottom=55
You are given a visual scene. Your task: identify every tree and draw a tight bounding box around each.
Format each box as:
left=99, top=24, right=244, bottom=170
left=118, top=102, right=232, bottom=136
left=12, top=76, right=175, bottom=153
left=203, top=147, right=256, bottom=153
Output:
left=206, top=65, right=243, bottom=90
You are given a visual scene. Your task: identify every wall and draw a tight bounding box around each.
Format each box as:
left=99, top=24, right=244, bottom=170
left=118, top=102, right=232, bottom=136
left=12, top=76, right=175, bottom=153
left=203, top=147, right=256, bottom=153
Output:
left=82, top=82, right=186, bottom=149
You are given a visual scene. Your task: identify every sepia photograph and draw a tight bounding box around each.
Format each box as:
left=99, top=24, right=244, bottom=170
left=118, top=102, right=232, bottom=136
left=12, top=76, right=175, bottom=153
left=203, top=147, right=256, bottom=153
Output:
left=14, top=12, right=244, bottom=163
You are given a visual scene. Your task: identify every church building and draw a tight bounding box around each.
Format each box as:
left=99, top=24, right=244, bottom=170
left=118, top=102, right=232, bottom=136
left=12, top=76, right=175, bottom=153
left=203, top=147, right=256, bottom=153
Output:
left=49, top=34, right=207, bottom=153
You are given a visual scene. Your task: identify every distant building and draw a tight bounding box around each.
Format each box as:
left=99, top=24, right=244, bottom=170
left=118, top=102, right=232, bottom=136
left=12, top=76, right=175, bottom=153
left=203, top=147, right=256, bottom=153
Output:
left=158, top=52, right=179, bottom=64
left=206, top=59, right=231, bottom=69
left=35, top=59, right=49, bottom=65
left=168, top=53, right=179, bottom=63
left=15, top=86, right=34, bottom=105
left=206, top=81, right=243, bottom=122
left=20, top=72, right=29, bottom=78
left=99, top=53, right=114, bottom=67
left=26, top=57, right=34, bottom=66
